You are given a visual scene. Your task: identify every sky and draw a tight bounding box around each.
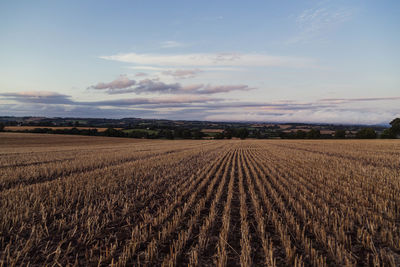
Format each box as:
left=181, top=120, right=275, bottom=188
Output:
left=0, top=0, right=399, bottom=124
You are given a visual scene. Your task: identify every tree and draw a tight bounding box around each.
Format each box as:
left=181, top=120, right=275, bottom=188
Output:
left=252, top=129, right=262, bottom=139
left=223, top=129, right=233, bottom=139
left=214, top=132, right=224, bottom=139
left=306, top=129, right=321, bottom=139
left=381, top=118, right=400, bottom=139
left=0, top=123, right=4, bottom=132
left=296, top=130, right=307, bottom=139
left=356, top=128, right=377, bottom=139
left=182, top=129, right=192, bottom=139
left=104, top=127, right=125, bottom=137
left=70, top=127, right=80, bottom=135
left=160, top=129, right=174, bottom=139
left=334, top=129, right=346, bottom=139
left=128, top=130, right=148, bottom=139
left=174, top=128, right=184, bottom=139
left=380, top=128, right=396, bottom=139
left=192, top=130, right=204, bottom=140
left=390, top=118, right=400, bottom=135
left=237, top=128, right=249, bottom=139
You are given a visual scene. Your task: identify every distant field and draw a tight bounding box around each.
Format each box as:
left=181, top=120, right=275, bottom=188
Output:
left=0, top=133, right=399, bottom=266
left=201, top=128, right=224, bottom=133
left=4, top=126, right=123, bottom=132
left=0, top=132, right=147, bottom=152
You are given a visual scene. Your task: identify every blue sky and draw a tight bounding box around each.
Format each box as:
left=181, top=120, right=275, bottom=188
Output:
left=0, top=0, right=399, bottom=124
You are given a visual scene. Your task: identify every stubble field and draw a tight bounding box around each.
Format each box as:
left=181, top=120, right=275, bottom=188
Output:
left=0, top=133, right=399, bottom=266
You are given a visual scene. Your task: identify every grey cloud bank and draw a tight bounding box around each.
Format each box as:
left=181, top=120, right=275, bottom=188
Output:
left=2, top=90, right=399, bottom=124
left=0, top=91, right=73, bottom=104
left=88, top=76, right=252, bottom=95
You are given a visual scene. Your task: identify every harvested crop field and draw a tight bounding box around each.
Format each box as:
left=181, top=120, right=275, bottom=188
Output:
left=1, top=133, right=399, bottom=266
left=4, top=126, right=122, bottom=132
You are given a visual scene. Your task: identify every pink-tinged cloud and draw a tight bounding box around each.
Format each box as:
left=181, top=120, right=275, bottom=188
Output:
left=162, top=69, right=203, bottom=79
left=135, top=72, right=148, bottom=77
left=89, top=75, right=136, bottom=90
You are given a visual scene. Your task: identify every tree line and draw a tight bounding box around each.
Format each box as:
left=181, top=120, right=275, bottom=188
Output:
left=0, top=118, right=399, bottom=140
left=279, top=119, right=399, bottom=139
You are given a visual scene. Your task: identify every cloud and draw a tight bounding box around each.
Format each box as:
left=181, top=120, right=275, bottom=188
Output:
left=2, top=100, right=397, bottom=124
left=202, top=108, right=400, bottom=125
left=88, top=75, right=136, bottom=90
left=3, top=90, right=399, bottom=124
left=162, top=69, right=203, bottom=79
left=0, top=103, right=158, bottom=119
left=0, top=91, right=73, bottom=104
left=100, top=52, right=314, bottom=68
left=132, top=79, right=181, bottom=94
left=109, top=79, right=252, bottom=95
left=129, top=66, right=167, bottom=71
left=88, top=76, right=253, bottom=95
left=135, top=72, right=148, bottom=77
left=129, top=66, right=243, bottom=72
left=197, top=85, right=252, bottom=94
left=87, top=95, right=220, bottom=107
left=160, top=41, right=185, bottom=48
left=1, top=90, right=221, bottom=108
left=288, top=5, right=353, bottom=44
left=320, top=97, right=400, bottom=103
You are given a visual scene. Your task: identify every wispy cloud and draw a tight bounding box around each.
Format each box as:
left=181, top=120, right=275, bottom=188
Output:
left=320, top=97, right=400, bottom=103
left=129, top=66, right=242, bottom=73
left=288, top=5, right=353, bottom=44
left=160, top=41, right=185, bottom=48
left=100, top=52, right=314, bottom=68
left=161, top=69, right=203, bottom=79
left=84, top=95, right=220, bottom=107
left=129, top=66, right=167, bottom=71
